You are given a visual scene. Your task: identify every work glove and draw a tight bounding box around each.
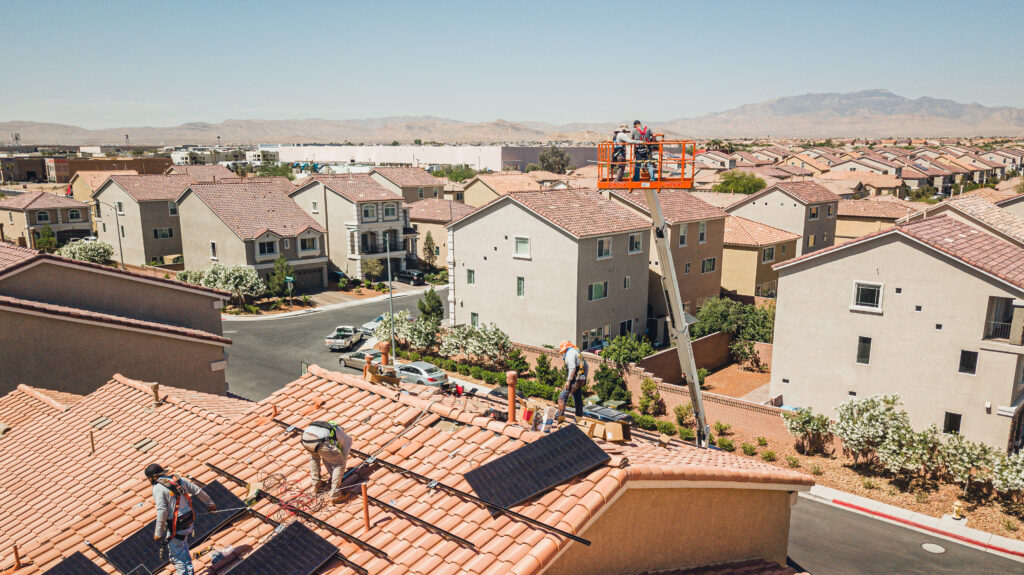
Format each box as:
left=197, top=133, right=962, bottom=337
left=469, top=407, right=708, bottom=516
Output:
left=207, top=503, right=217, bottom=512
left=153, top=535, right=163, bottom=542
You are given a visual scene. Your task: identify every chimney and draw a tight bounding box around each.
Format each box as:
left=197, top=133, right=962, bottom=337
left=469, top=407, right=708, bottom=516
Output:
left=149, top=382, right=162, bottom=407
left=506, top=371, right=518, bottom=423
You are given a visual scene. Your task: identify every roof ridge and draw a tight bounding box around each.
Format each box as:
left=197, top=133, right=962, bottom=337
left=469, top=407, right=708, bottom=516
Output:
left=14, top=384, right=75, bottom=412
left=110, top=374, right=246, bottom=425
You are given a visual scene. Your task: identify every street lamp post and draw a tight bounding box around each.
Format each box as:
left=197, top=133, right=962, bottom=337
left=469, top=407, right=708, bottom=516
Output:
left=384, top=230, right=396, bottom=369
left=95, top=200, right=126, bottom=270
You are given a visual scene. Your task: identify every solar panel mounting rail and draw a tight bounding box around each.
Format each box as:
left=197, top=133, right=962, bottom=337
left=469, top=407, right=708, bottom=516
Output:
left=220, top=521, right=337, bottom=575
left=240, top=507, right=368, bottom=575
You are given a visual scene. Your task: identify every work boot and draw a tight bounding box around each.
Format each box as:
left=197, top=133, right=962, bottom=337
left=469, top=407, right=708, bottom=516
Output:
left=331, top=492, right=353, bottom=505
left=313, top=479, right=328, bottom=493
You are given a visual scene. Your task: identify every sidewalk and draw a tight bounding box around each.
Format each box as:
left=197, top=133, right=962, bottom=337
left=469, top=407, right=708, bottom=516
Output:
left=801, top=484, right=1024, bottom=562
left=223, top=286, right=442, bottom=321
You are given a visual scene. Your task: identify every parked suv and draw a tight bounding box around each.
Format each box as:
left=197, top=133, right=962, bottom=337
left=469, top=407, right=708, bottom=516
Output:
left=395, top=269, right=425, bottom=285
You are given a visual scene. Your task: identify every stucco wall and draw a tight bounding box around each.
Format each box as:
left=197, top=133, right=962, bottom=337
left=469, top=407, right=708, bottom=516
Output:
left=138, top=200, right=182, bottom=263
left=729, top=191, right=836, bottom=256
left=573, top=233, right=650, bottom=346
left=94, top=183, right=147, bottom=265
left=544, top=487, right=793, bottom=575
left=835, top=216, right=895, bottom=242
left=771, top=234, right=1023, bottom=448
left=462, top=180, right=499, bottom=208
left=0, top=310, right=226, bottom=396
left=412, top=221, right=448, bottom=267
left=0, top=209, right=28, bottom=246
left=178, top=190, right=248, bottom=269
left=721, top=245, right=758, bottom=297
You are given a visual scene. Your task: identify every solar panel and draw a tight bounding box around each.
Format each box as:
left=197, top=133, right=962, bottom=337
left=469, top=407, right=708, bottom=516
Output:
left=223, top=521, right=337, bottom=575
left=464, top=424, right=610, bottom=508
left=42, top=551, right=107, bottom=575
left=104, top=480, right=244, bottom=574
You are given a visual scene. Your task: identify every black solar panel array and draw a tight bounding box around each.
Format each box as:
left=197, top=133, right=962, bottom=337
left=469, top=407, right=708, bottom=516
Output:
left=41, top=551, right=107, bottom=575
left=464, top=424, right=610, bottom=508
left=104, top=480, right=244, bottom=574
left=223, top=521, right=337, bottom=575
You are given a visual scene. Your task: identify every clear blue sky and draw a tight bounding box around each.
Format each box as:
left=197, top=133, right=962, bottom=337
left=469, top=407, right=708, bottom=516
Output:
left=4, top=0, right=1023, bottom=128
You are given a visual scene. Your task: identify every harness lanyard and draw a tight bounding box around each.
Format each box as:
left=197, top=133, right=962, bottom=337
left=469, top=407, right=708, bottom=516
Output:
left=168, top=476, right=192, bottom=539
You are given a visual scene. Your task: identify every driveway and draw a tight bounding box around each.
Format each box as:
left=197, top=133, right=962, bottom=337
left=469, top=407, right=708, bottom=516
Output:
left=224, top=287, right=447, bottom=400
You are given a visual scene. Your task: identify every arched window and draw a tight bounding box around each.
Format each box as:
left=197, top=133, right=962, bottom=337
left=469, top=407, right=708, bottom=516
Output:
left=68, top=209, right=81, bottom=221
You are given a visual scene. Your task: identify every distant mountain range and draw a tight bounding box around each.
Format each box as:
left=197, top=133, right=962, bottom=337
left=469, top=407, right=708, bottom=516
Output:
left=4, top=90, right=1024, bottom=145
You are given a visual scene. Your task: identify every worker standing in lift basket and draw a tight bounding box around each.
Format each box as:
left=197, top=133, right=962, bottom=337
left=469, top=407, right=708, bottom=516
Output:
left=556, top=340, right=588, bottom=423
left=146, top=463, right=217, bottom=575
left=631, top=120, right=659, bottom=182
left=301, top=420, right=353, bottom=504
left=612, top=124, right=637, bottom=181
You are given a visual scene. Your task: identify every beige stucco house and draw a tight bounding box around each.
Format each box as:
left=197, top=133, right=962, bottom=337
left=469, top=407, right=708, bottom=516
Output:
left=781, top=154, right=829, bottom=177
left=446, top=189, right=651, bottom=349
left=93, top=174, right=194, bottom=265
left=771, top=215, right=1024, bottom=451
left=68, top=169, right=137, bottom=206
left=370, top=167, right=446, bottom=204
left=726, top=181, right=840, bottom=256
left=998, top=193, right=1024, bottom=219
left=835, top=197, right=919, bottom=242
left=462, top=172, right=543, bottom=207
left=408, top=198, right=475, bottom=269
left=898, top=195, right=1024, bottom=248
left=0, top=243, right=230, bottom=396
left=0, top=192, right=92, bottom=248
left=177, top=181, right=328, bottom=291
left=721, top=215, right=798, bottom=298
left=289, top=175, right=414, bottom=280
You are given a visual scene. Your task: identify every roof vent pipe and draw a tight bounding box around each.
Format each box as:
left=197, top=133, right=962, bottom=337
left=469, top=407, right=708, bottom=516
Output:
left=149, top=382, right=162, bottom=407
left=506, top=371, right=518, bottom=424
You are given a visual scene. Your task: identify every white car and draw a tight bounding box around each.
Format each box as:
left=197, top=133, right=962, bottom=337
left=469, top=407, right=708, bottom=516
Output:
left=324, top=326, right=362, bottom=351
left=361, top=314, right=384, bottom=336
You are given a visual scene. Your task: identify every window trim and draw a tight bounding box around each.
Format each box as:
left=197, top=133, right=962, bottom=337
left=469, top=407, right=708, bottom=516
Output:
left=68, top=209, right=82, bottom=222
left=701, top=257, right=716, bottom=274
left=827, top=203, right=835, bottom=218
left=587, top=281, right=609, bottom=302
left=383, top=203, right=397, bottom=219
left=361, top=203, right=377, bottom=221
left=257, top=239, right=279, bottom=257
left=311, top=200, right=319, bottom=214
left=152, top=227, right=174, bottom=239
left=516, top=276, right=525, bottom=297
left=698, top=221, right=707, bottom=244
left=623, top=275, right=631, bottom=290
left=761, top=246, right=775, bottom=264
left=466, top=269, right=475, bottom=285
left=299, top=236, right=319, bottom=252
left=596, top=236, right=612, bottom=260
left=35, top=210, right=50, bottom=223
left=943, top=412, right=962, bottom=435
left=808, top=206, right=820, bottom=221
left=210, top=241, right=218, bottom=260
left=851, top=281, right=884, bottom=314
left=513, top=235, right=531, bottom=259
left=116, top=201, right=124, bottom=215
left=168, top=200, right=178, bottom=216
left=678, top=224, right=687, bottom=247
left=958, top=350, right=979, bottom=375
left=627, top=232, right=643, bottom=255
left=470, top=312, right=479, bottom=327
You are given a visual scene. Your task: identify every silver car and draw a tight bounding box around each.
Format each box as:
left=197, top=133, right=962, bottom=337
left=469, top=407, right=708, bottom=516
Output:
left=396, top=362, right=448, bottom=386
left=340, top=349, right=383, bottom=370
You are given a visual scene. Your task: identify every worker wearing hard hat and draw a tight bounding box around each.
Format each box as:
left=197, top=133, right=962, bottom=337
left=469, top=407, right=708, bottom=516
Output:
left=556, top=340, right=589, bottom=422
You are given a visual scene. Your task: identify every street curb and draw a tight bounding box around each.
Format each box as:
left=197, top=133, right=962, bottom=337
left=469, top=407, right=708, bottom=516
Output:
left=222, top=286, right=443, bottom=322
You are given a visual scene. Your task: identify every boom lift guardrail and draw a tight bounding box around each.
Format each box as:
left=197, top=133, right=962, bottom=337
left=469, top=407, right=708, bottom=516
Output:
left=596, top=138, right=710, bottom=448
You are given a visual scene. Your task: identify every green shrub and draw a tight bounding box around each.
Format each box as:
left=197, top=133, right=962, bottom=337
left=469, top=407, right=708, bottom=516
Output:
left=1004, top=519, right=1019, bottom=533
left=697, top=367, right=709, bottom=386
left=504, top=348, right=530, bottom=374
left=338, top=278, right=349, bottom=290
left=470, top=366, right=485, bottom=380
left=673, top=403, right=694, bottom=427
left=761, top=450, right=777, bottom=462
left=678, top=426, right=696, bottom=440
left=741, top=443, right=757, bottom=456
left=810, top=464, right=823, bottom=476
left=301, top=295, right=312, bottom=306
left=862, top=478, right=876, bottom=490
left=409, top=352, right=422, bottom=362
left=364, top=279, right=374, bottom=289
left=375, top=282, right=386, bottom=291
left=593, top=364, right=631, bottom=405
left=717, top=438, right=735, bottom=452
left=756, top=437, right=768, bottom=447
left=655, top=420, right=677, bottom=436
left=786, top=456, right=800, bottom=468
left=244, top=304, right=261, bottom=314
left=638, top=378, right=665, bottom=416
left=714, top=421, right=731, bottom=436
left=631, top=413, right=658, bottom=431
left=457, top=364, right=471, bottom=376
left=782, top=406, right=834, bottom=455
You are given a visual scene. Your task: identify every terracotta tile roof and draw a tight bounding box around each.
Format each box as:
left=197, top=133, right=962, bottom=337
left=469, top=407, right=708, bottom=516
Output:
left=185, top=181, right=325, bottom=240
left=0, top=385, right=83, bottom=440
left=632, top=558, right=799, bottom=575
left=996, top=176, right=1023, bottom=192
left=470, top=172, right=545, bottom=195
left=408, top=198, right=476, bottom=224
left=613, top=189, right=728, bottom=224
left=0, top=191, right=89, bottom=211
left=731, top=151, right=769, bottom=166
left=370, top=167, right=445, bottom=187
left=837, top=198, right=916, bottom=220
left=899, top=166, right=928, bottom=179
left=785, top=154, right=829, bottom=173
left=69, top=170, right=138, bottom=191
left=0, top=375, right=252, bottom=554
left=724, top=216, right=799, bottom=247
left=0, top=243, right=40, bottom=272
left=690, top=191, right=747, bottom=208
left=568, top=164, right=599, bottom=178
left=507, top=188, right=652, bottom=238
left=775, top=164, right=814, bottom=177
left=815, top=171, right=903, bottom=190
left=105, top=174, right=196, bottom=202
left=526, top=170, right=567, bottom=182
left=219, top=176, right=297, bottom=194
left=0, top=294, right=232, bottom=345
left=808, top=178, right=860, bottom=197
left=771, top=181, right=841, bottom=205
left=164, top=164, right=237, bottom=182
left=902, top=195, right=1024, bottom=246
left=7, top=365, right=810, bottom=575
left=961, top=186, right=1021, bottom=203
left=308, top=174, right=404, bottom=203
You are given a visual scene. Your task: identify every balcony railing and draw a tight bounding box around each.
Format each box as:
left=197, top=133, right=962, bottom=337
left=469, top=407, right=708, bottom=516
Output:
left=984, top=320, right=1013, bottom=341
left=360, top=243, right=401, bottom=256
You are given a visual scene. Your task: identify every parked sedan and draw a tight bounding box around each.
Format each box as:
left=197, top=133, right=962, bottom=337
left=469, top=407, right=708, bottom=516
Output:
left=361, top=314, right=384, bottom=336
left=395, top=362, right=448, bottom=386
left=395, top=269, right=425, bottom=285
left=340, top=349, right=383, bottom=370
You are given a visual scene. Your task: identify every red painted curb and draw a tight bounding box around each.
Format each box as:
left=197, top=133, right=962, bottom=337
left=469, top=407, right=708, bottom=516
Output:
left=832, top=498, right=1024, bottom=558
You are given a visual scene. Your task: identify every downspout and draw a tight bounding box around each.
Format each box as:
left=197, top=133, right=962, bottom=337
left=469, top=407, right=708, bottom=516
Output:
left=323, top=184, right=330, bottom=263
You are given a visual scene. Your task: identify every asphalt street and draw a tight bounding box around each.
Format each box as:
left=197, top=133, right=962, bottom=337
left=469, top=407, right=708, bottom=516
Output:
left=789, top=498, right=1023, bottom=574
left=223, top=287, right=446, bottom=400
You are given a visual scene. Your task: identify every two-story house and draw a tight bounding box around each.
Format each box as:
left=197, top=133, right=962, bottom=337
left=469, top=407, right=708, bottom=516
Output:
left=177, top=181, right=327, bottom=291
left=68, top=169, right=137, bottom=210
left=369, top=167, right=446, bottom=204
left=446, top=189, right=651, bottom=349
left=461, top=172, right=543, bottom=207
left=93, top=174, right=194, bottom=265
left=721, top=215, right=799, bottom=299
left=289, top=175, right=414, bottom=279
left=0, top=192, right=92, bottom=248
left=408, top=198, right=475, bottom=269
left=164, top=164, right=237, bottom=181
left=771, top=215, right=1024, bottom=451
left=726, top=182, right=840, bottom=256
left=781, top=154, right=829, bottom=177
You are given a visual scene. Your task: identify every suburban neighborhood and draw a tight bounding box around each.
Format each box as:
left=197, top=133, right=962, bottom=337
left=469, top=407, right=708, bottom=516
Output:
left=4, top=2, right=1024, bottom=574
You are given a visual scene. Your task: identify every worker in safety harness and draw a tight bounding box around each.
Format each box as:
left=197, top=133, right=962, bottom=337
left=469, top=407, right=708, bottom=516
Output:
left=630, top=120, right=659, bottom=182
left=145, top=463, right=216, bottom=575
left=556, top=340, right=588, bottom=423
left=301, top=420, right=353, bottom=503
left=612, top=124, right=639, bottom=181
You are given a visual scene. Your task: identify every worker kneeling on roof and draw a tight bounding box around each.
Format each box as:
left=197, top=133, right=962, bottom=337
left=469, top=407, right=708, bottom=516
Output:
left=145, top=463, right=216, bottom=575
left=556, top=340, right=588, bottom=423
left=301, top=420, right=353, bottom=504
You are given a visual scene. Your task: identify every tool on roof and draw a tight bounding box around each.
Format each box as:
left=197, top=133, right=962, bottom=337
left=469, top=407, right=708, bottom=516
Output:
left=597, top=135, right=710, bottom=448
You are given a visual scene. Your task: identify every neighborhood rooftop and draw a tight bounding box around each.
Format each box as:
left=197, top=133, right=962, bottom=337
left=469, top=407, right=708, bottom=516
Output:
left=307, top=174, right=404, bottom=203
left=184, top=181, right=326, bottom=240
left=723, top=215, right=799, bottom=247
left=164, top=164, right=237, bottom=181
left=611, top=189, right=728, bottom=224
left=104, top=174, right=196, bottom=202
left=408, top=197, right=476, bottom=223
left=462, top=188, right=654, bottom=238
left=0, top=190, right=88, bottom=210
left=371, top=166, right=445, bottom=187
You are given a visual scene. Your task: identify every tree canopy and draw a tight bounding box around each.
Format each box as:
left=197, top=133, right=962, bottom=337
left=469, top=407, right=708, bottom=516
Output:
left=256, top=162, right=295, bottom=180
left=539, top=146, right=571, bottom=174
left=432, top=165, right=477, bottom=182
left=417, top=286, right=444, bottom=322
left=266, top=255, right=294, bottom=297
left=421, top=231, right=437, bottom=269
left=35, top=225, right=57, bottom=253
left=712, top=171, right=766, bottom=195
left=689, top=297, right=775, bottom=343
left=601, top=333, right=654, bottom=368
left=361, top=258, right=384, bottom=281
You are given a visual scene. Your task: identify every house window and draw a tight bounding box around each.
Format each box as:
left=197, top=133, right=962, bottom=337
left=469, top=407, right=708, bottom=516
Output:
left=300, top=237, right=318, bottom=251
left=698, top=221, right=707, bottom=244
left=470, top=312, right=479, bottom=327
left=809, top=206, right=820, bottom=220
left=383, top=203, right=397, bottom=218
left=684, top=262, right=691, bottom=274
left=853, top=282, right=882, bottom=310
left=517, top=276, right=525, bottom=297
left=362, top=204, right=376, bottom=220
left=456, top=192, right=464, bottom=202
left=258, top=241, right=277, bottom=255
left=597, top=237, right=612, bottom=259
left=678, top=224, right=687, bottom=247
left=958, top=351, right=978, bottom=375
left=35, top=211, right=50, bottom=223
left=587, top=281, right=608, bottom=301
left=628, top=233, right=642, bottom=254
left=807, top=234, right=816, bottom=249
left=418, top=187, right=424, bottom=199
left=514, top=236, right=530, bottom=258
left=943, top=412, right=962, bottom=434
left=581, top=331, right=589, bottom=349
left=623, top=275, right=631, bottom=290
left=168, top=201, right=178, bottom=216
left=434, top=246, right=440, bottom=256
left=312, top=201, right=319, bottom=214
left=762, top=246, right=775, bottom=263
left=467, top=269, right=475, bottom=284
left=856, top=336, right=872, bottom=364
left=781, top=245, right=786, bottom=255
left=68, top=209, right=81, bottom=221
left=701, top=257, right=716, bottom=273
left=152, top=228, right=174, bottom=239
left=619, top=319, right=633, bottom=336
left=120, top=225, right=125, bottom=238
left=102, top=223, right=106, bottom=233
left=116, top=201, right=124, bottom=215
left=210, top=242, right=217, bottom=259
left=827, top=204, right=834, bottom=218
